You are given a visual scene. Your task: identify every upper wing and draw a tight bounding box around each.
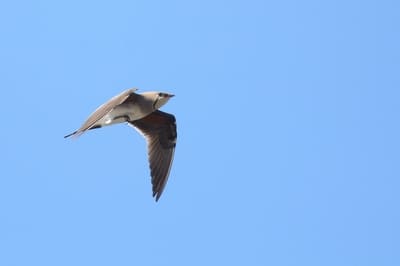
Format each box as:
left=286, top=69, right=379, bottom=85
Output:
left=65, top=88, right=138, bottom=138
left=130, top=110, right=177, bottom=201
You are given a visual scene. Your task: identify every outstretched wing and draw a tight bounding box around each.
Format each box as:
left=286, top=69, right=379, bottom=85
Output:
left=130, top=110, right=177, bottom=201
left=65, top=88, right=138, bottom=138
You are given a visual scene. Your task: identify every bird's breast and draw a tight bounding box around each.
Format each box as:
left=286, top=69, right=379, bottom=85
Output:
left=97, top=102, right=151, bottom=126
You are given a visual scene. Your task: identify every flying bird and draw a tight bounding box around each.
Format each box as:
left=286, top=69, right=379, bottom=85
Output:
left=64, top=88, right=177, bottom=201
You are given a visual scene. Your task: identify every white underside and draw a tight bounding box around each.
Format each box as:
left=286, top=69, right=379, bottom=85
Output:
left=95, top=103, right=151, bottom=127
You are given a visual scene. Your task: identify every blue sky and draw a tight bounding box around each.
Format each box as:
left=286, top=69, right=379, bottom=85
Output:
left=0, top=0, right=399, bottom=265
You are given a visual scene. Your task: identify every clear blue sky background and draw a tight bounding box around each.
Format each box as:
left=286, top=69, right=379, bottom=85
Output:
left=0, top=1, right=399, bottom=265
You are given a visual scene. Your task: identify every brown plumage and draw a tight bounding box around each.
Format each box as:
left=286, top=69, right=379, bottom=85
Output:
left=65, top=88, right=177, bottom=201
left=130, top=110, right=176, bottom=201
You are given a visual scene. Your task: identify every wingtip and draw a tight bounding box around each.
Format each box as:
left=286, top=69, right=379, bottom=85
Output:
left=153, top=192, right=161, bottom=202
left=64, top=130, right=83, bottom=139
left=64, top=131, right=76, bottom=138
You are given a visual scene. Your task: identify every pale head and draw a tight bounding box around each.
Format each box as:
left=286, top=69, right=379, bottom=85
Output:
left=141, top=91, right=175, bottom=110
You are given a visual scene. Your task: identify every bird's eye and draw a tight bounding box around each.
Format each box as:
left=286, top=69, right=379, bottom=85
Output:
left=158, top=93, right=163, bottom=97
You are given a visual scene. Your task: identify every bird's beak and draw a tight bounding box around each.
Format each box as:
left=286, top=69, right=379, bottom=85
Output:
left=168, top=94, right=175, bottom=98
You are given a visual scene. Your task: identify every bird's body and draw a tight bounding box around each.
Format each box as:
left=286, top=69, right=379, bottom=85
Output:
left=65, top=88, right=177, bottom=201
left=97, top=101, right=140, bottom=125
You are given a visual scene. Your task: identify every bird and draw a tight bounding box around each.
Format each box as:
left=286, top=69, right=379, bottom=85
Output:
left=64, top=88, right=177, bottom=202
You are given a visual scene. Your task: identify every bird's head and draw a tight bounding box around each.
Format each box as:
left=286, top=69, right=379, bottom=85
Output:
left=144, top=92, right=174, bottom=110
